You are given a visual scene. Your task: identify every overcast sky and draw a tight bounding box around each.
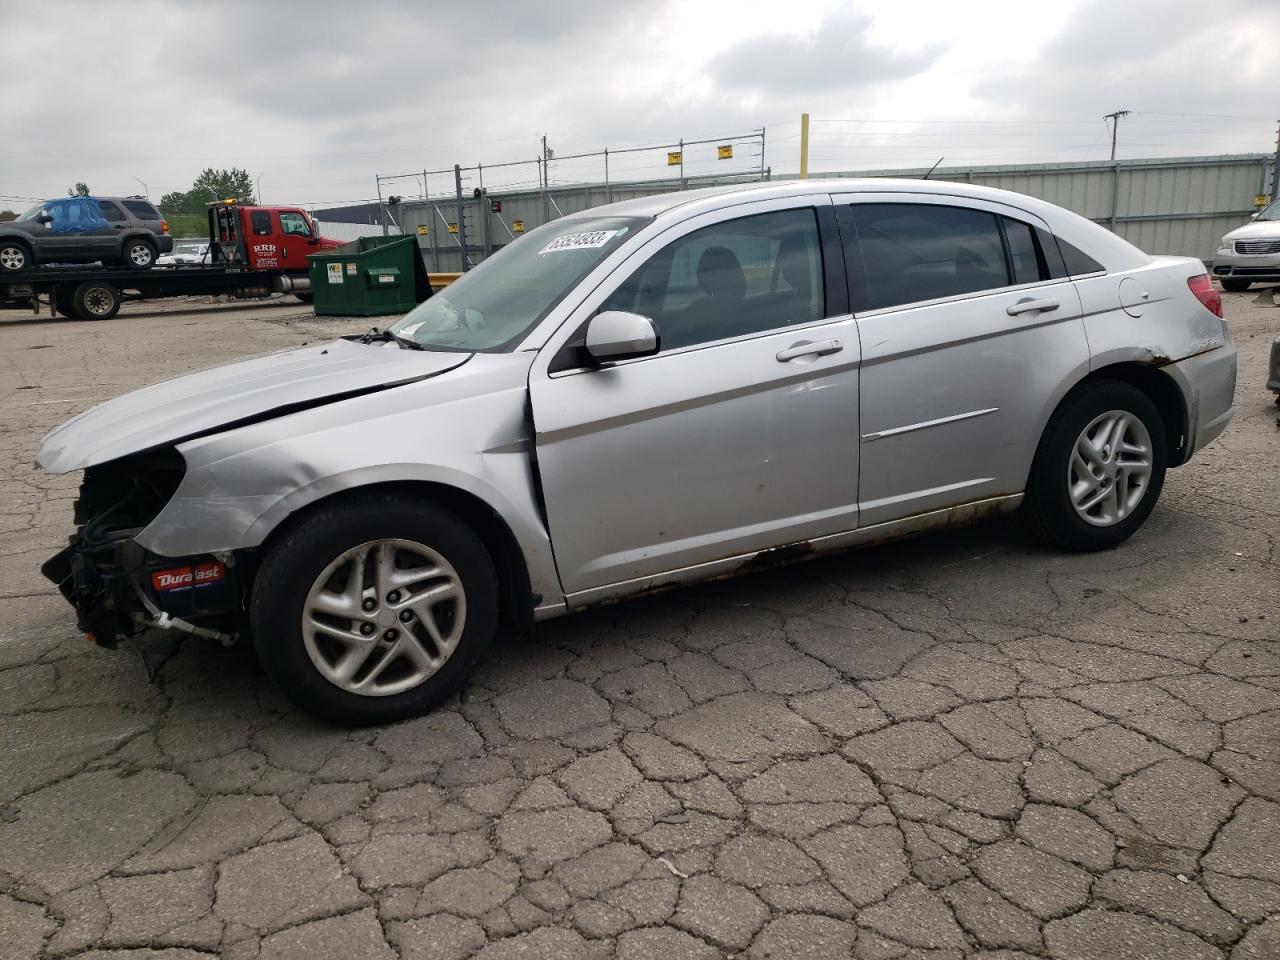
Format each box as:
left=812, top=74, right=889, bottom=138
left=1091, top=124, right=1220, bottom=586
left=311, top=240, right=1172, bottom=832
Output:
left=2, top=0, right=1278, bottom=211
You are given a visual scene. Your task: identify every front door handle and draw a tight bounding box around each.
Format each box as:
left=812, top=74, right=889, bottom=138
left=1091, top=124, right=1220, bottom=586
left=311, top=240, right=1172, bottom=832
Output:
left=776, top=338, right=843, bottom=362
left=1007, top=297, right=1060, bottom=316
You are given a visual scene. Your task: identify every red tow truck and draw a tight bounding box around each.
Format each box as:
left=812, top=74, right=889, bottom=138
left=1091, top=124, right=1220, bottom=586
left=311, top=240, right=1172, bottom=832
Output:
left=0, top=201, right=344, bottom=321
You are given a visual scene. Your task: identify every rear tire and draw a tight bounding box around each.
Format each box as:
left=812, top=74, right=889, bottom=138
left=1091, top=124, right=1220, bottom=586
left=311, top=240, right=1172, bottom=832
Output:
left=70, top=281, right=120, bottom=321
left=0, top=239, right=32, bottom=272
left=250, top=494, right=499, bottom=725
left=122, top=238, right=156, bottom=270
left=1023, top=379, right=1167, bottom=552
left=1220, top=278, right=1251, bottom=292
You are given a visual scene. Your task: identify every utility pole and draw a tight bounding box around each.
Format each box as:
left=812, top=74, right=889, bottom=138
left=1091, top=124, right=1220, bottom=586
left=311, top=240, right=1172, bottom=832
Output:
left=1105, top=109, right=1130, bottom=161
left=799, top=113, right=810, bottom=179
left=1105, top=110, right=1130, bottom=232
left=454, top=164, right=468, bottom=271
left=541, top=135, right=551, bottom=223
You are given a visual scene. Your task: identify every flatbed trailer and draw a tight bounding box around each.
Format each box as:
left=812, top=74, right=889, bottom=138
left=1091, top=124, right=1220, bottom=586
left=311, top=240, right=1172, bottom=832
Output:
left=0, top=262, right=312, bottom=321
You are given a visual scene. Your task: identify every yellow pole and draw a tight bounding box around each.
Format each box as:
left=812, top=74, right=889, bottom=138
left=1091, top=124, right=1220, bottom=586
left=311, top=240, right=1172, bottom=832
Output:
left=799, top=113, right=810, bottom=179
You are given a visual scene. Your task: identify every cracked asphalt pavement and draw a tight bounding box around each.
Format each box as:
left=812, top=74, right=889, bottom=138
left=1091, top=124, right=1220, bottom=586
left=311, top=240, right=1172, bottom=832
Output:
left=0, top=290, right=1277, bottom=960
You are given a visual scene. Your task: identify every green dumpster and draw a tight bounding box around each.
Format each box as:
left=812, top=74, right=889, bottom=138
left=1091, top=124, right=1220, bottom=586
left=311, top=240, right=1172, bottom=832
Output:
left=308, top=235, right=433, bottom=317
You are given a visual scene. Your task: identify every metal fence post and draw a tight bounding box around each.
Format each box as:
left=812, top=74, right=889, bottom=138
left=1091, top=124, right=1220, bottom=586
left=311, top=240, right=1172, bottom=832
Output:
left=604, top=148, right=611, bottom=203
left=679, top=138, right=685, bottom=189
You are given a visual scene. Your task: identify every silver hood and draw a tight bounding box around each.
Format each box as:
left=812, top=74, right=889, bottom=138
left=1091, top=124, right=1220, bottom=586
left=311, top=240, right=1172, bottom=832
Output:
left=39, top=339, right=472, bottom=473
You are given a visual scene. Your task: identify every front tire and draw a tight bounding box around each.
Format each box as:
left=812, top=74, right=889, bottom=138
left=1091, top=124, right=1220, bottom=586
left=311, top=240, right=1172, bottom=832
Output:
left=122, top=238, right=156, bottom=270
left=0, top=239, right=32, bottom=272
left=250, top=494, right=499, bottom=725
left=1220, top=278, right=1251, bottom=292
left=1023, top=380, right=1167, bottom=552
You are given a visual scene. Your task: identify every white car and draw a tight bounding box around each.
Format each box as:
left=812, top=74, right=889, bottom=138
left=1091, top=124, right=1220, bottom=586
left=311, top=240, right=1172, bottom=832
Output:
left=1213, top=198, right=1280, bottom=290
left=157, top=241, right=210, bottom=266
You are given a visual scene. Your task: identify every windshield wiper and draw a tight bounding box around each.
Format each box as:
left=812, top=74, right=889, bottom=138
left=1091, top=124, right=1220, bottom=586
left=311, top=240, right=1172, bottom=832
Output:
left=356, top=326, right=425, bottom=351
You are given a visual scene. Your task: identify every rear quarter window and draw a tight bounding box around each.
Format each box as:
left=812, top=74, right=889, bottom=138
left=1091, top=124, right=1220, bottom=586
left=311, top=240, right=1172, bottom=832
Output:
left=122, top=200, right=160, bottom=220
left=1036, top=227, right=1104, bottom=278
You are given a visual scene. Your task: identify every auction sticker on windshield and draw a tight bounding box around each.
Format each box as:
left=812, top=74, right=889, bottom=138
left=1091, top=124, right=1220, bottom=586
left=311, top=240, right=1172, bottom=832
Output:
left=539, top=229, right=622, bottom=254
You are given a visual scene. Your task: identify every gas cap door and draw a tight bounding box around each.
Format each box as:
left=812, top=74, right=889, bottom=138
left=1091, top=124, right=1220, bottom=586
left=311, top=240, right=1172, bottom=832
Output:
left=1118, top=276, right=1150, bottom=317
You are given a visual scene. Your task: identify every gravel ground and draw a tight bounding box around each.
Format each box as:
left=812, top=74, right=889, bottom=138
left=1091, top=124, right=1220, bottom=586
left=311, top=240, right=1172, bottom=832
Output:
left=0, top=290, right=1277, bottom=960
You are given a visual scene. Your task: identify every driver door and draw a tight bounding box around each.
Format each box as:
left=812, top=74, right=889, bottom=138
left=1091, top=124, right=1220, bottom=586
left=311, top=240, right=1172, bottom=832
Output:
left=277, top=211, right=316, bottom=271
left=528, top=196, right=863, bottom=605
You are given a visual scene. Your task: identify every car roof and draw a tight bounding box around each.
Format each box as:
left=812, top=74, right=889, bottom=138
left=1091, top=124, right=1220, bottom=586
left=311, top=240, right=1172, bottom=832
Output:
left=567, top=176, right=1147, bottom=271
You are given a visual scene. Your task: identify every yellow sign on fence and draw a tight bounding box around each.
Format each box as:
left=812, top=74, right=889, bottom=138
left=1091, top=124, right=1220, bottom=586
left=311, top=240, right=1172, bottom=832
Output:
left=667, top=151, right=682, bottom=166
left=512, top=220, right=525, bottom=233
left=416, top=224, right=428, bottom=236
left=717, top=144, right=733, bottom=160
left=447, top=222, right=459, bottom=234
left=1256, top=194, right=1269, bottom=208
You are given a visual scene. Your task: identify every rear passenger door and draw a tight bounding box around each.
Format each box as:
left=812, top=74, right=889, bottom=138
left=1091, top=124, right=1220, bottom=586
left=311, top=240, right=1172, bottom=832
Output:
left=836, top=193, right=1089, bottom=526
left=86, top=199, right=128, bottom=257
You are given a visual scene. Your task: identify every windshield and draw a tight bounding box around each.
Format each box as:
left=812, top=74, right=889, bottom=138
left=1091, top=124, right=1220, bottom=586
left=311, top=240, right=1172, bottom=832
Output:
left=1256, top=198, right=1280, bottom=221
left=17, top=203, right=46, bottom=222
left=390, top=215, right=649, bottom=351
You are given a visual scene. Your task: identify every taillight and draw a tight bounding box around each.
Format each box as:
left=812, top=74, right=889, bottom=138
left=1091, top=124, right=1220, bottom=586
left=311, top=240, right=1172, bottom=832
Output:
left=161, top=220, right=170, bottom=234
left=1187, top=274, right=1222, bottom=318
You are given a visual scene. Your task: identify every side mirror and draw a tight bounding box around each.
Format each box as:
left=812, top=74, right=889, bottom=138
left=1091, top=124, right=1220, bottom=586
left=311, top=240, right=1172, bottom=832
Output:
left=37, top=212, right=52, bottom=225
left=585, top=310, right=659, bottom=363
left=307, top=235, right=320, bottom=244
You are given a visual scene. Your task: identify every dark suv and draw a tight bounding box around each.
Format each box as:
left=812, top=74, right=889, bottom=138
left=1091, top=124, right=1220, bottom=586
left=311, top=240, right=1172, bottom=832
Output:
left=0, top=196, right=174, bottom=272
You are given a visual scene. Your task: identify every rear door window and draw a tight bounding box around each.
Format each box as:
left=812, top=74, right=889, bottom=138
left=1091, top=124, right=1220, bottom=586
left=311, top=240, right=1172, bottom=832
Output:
left=848, top=203, right=1010, bottom=310
left=250, top=211, right=272, bottom=236
left=122, top=199, right=159, bottom=221
left=1002, top=218, right=1042, bottom=285
left=95, top=200, right=125, bottom=221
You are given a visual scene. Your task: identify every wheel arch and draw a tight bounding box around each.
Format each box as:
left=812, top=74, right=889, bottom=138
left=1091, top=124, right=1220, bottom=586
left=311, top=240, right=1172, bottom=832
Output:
left=1075, top=361, right=1191, bottom=466
left=252, top=479, right=538, bottom=638
left=0, top=234, right=35, bottom=264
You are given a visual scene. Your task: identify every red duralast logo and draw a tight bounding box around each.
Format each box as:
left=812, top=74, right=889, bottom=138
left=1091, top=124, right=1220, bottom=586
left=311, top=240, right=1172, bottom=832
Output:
left=151, top=562, right=225, bottom=593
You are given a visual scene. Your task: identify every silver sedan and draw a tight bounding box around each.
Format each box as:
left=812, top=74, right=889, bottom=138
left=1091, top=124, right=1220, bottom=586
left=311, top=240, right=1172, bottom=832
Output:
left=38, top=179, right=1237, bottom=724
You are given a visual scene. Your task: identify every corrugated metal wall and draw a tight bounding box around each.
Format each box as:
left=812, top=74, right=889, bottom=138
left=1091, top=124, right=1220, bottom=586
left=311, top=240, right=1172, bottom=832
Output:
left=390, top=154, right=1274, bottom=272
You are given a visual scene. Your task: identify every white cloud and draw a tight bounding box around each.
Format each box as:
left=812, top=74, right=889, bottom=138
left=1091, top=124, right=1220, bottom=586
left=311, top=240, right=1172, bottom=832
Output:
left=0, top=0, right=1276, bottom=211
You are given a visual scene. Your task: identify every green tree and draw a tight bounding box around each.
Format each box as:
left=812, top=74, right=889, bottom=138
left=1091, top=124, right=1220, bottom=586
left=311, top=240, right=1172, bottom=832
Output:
left=191, top=168, right=256, bottom=205
left=158, top=168, right=257, bottom=216
left=67, top=181, right=90, bottom=196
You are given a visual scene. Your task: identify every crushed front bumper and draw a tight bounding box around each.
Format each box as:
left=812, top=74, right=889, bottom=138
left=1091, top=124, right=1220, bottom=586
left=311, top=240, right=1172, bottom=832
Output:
left=42, top=536, right=242, bottom=648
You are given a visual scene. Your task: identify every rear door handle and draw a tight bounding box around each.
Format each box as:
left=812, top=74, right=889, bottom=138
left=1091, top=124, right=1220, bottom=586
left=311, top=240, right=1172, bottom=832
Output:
left=776, top=338, right=843, bottom=362
left=1006, top=297, right=1060, bottom=316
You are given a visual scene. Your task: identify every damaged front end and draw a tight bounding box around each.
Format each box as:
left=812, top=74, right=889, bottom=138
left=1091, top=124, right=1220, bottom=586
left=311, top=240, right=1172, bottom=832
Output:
left=41, top=448, right=243, bottom=649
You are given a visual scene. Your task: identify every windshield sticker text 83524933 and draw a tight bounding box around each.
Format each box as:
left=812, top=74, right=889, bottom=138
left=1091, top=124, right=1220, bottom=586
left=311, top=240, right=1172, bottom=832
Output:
left=539, top=229, right=621, bottom=255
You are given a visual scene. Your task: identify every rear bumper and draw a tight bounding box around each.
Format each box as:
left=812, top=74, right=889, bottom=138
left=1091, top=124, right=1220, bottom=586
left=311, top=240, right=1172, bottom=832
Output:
left=1163, top=341, right=1237, bottom=461
left=155, top=236, right=174, bottom=255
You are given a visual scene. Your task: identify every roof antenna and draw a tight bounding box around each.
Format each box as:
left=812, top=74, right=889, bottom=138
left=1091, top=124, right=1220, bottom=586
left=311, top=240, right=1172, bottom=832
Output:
left=922, top=156, right=944, bottom=181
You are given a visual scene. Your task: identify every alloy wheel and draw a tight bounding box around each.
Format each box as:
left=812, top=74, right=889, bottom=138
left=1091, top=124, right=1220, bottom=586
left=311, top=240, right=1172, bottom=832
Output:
left=129, top=244, right=153, bottom=266
left=302, top=539, right=466, bottom=697
left=1068, top=409, right=1153, bottom=527
left=0, top=246, right=26, bottom=270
